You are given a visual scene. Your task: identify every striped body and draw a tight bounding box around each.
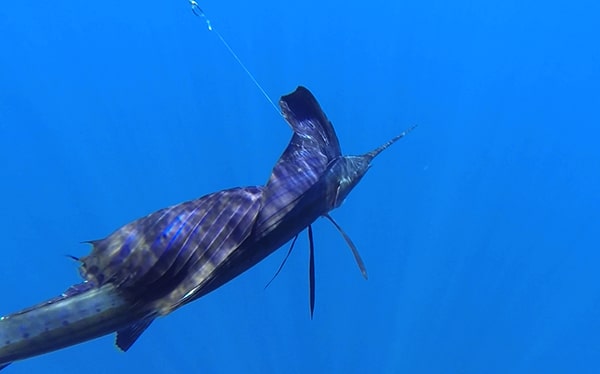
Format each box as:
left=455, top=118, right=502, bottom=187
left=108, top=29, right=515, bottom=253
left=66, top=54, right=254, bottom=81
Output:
left=0, top=284, right=137, bottom=366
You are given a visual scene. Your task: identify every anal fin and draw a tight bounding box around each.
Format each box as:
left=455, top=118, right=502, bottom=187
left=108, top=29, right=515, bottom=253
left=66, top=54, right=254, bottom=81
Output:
left=115, top=317, right=154, bottom=352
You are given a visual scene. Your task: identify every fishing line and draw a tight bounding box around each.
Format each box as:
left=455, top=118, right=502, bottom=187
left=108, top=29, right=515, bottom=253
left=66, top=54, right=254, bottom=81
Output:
left=189, top=1, right=281, bottom=116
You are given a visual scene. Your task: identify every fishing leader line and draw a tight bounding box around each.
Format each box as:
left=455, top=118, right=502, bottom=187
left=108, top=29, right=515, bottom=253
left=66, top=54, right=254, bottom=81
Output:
left=189, top=1, right=281, bottom=116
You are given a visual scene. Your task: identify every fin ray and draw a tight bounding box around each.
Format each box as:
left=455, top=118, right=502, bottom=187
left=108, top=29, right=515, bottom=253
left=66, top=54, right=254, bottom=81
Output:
left=265, top=235, right=299, bottom=289
left=308, top=225, right=316, bottom=319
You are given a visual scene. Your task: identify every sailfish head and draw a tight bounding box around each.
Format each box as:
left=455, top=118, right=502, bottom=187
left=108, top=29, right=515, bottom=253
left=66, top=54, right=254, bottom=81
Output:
left=260, top=86, right=416, bottom=317
left=261, top=85, right=417, bottom=232
left=264, top=86, right=416, bottom=217
left=325, top=125, right=417, bottom=210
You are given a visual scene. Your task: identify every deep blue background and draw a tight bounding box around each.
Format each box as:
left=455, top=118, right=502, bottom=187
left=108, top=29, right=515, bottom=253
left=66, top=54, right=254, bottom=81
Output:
left=1, top=1, right=599, bottom=373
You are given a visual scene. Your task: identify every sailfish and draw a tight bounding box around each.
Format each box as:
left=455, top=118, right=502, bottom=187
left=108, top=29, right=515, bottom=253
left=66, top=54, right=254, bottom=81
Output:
left=0, top=86, right=415, bottom=370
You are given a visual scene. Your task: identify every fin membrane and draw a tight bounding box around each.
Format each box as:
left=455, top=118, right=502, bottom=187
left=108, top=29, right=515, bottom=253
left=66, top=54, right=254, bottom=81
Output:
left=308, top=225, right=315, bottom=319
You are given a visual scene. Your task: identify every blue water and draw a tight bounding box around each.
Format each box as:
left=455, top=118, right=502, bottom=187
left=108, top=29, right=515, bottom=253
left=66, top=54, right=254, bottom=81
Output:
left=1, top=1, right=599, bottom=373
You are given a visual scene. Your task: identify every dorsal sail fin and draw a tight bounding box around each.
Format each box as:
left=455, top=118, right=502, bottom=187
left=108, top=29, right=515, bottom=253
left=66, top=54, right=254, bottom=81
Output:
left=80, top=187, right=263, bottom=299
left=258, top=87, right=341, bottom=233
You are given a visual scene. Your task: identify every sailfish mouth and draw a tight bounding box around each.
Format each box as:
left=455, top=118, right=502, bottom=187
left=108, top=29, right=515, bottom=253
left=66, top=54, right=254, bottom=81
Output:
left=364, top=124, right=418, bottom=162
